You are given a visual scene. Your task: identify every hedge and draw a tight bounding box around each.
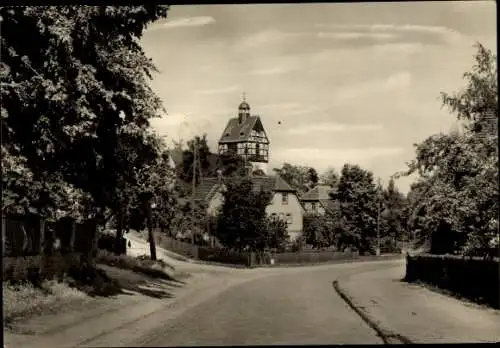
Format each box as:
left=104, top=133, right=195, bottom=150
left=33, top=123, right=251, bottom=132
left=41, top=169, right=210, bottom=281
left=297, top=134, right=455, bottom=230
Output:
left=405, top=253, right=500, bottom=309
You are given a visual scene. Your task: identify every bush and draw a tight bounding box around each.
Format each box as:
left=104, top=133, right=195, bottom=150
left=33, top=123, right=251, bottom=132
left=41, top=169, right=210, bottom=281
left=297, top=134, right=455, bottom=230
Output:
left=197, top=247, right=251, bottom=267
left=3, top=278, right=88, bottom=324
left=97, top=234, right=126, bottom=255
left=405, top=254, right=499, bottom=309
left=95, top=250, right=176, bottom=280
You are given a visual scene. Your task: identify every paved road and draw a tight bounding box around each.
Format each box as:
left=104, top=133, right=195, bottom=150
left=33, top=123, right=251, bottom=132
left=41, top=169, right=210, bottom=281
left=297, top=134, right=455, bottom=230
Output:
left=126, top=261, right=400, bottom=346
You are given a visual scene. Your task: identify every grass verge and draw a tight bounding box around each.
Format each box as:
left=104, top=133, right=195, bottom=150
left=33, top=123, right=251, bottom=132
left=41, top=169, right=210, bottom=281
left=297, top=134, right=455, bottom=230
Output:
left=4, top=250, right=190, bottom=330
left=95, top=250, right=190, bottom=280
left=3, top=279, right=89, bottom=329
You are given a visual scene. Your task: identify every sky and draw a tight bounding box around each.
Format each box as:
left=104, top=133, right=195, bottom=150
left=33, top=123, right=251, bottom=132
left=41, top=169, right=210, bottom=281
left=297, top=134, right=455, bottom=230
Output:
left=140, top=1, right=497, bottom=193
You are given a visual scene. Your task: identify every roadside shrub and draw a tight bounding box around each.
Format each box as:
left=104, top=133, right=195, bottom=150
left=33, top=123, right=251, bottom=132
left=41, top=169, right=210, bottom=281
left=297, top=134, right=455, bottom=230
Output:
left=95, top=250, right=176, bottom=280
left=405, top=254, right=499, bottom=309
left=3, top=279, right=87, bottom=324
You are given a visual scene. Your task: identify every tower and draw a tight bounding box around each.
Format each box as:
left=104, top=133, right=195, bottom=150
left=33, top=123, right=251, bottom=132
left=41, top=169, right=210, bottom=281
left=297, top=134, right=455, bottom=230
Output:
left=218, top=94, right=270, bottom=174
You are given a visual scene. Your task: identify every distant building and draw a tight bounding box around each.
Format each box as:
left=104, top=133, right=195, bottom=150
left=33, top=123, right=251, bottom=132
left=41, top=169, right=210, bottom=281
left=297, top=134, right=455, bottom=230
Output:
left=192, top=95, right=304, bottom=240
left=218, top=95, right=270, bottom=175
left=300, top=185, right=338, bottom=215
left=194, top=175, right=304, bottom=241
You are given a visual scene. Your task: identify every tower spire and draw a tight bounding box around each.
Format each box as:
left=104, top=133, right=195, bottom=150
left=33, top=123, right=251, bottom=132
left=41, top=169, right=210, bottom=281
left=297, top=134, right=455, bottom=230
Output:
left=242, top=91, right=246, bottom=102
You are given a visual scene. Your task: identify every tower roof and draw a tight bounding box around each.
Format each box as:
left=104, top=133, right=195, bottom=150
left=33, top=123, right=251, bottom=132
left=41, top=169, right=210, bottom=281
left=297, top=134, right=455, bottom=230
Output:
left=218, top=115, right=269, bottom=144
left=239, top=101, right=250, bottom=110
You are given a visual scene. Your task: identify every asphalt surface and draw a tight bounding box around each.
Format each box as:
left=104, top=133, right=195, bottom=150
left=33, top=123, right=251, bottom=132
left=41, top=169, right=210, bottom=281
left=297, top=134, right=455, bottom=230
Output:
left=126, top=261, right=400, bottom=346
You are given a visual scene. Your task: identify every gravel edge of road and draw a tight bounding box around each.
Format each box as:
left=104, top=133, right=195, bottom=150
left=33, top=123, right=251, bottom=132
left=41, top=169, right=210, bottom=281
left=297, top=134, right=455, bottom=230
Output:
left=332, top=279, right=413, bottom=345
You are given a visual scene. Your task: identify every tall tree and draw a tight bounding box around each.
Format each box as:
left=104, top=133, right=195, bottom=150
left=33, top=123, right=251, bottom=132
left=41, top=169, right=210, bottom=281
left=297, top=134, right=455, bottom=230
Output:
left=398, top=43, right=498, bottom=254
left=308, top=167, right=319, bottom=187
left=215, top=177, right=278, bottom=251
left=180, top=134, right=211, bottom=184
left=1, top=6, right=170, bottom=223
left=380, top=178, right=408, bottom=250
left=273, top=163, right=317, bottom=195
left=217, top=152, right=247, bottom=177
left=334, top=164, right=378, bottom=254
left=320, top=167, right=339, bottom=188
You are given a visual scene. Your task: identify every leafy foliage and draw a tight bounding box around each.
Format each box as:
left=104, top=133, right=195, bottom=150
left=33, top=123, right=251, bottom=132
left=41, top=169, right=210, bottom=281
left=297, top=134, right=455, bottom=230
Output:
left=178, top=134, right=247, bottom=186
left=334, top=164, right=378, bottom=254
left=1, top=6, right=170, bottom=222
left=400, top=43, right=498, bottom=254
left=215, top=177, right=287, bottom=251
left=273, top=163, right=318, bottom=195
left=379, top=177, right=408, bottom=251
left=303, top=214, right=336, bottom=249
left=320, top=167, right=339, bottom=188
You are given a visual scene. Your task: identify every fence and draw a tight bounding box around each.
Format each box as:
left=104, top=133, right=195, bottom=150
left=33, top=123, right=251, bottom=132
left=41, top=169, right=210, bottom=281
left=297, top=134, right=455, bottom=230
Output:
left=405, top=253, right=500, bottom=309
left=271, top=250, right=359, bottom=265
left=2, top=215, right=98, bottom=281
left=153, top=233, right=403, bottom=267
left=155, top=233, right=200, bottom=259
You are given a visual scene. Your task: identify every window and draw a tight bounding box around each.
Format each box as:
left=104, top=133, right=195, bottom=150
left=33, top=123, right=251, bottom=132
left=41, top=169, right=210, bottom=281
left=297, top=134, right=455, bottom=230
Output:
left=237, top=143, right=245, bottom=155
left=282, top=192, right=288, bottom=205
left=247, top=142, right=256, bottom=155
left=286, top=213, right=292, bottom=224
left=311, top=202, right=316, bottom=212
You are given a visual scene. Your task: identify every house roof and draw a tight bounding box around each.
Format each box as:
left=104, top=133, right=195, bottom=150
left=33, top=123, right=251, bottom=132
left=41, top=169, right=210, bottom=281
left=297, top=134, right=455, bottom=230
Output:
left=218, top=115, right=261, bottom=143
left=249, top=175, right=296, bottom=193
left=193, top=178, right=224, bottom=201
left=194, top=175, right=296, bottom=202
left=319, top=199, right=339, bottom=213
left=300, top=185, right=335, bottom=201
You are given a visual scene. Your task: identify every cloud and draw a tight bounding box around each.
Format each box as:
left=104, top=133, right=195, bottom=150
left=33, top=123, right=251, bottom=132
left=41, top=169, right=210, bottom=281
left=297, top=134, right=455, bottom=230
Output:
left=315, top=23, right=464, bottom=45
left=317, top=31, right=396, bottom=40
left=149, top=16, right=215, bottom=30
left=195, top=85, right=239, bottom=95
left=333, top=71, right=412, bottom=103
left=286, top=123, right=383, bottom=135
left=260, top=102, right=303, bottom=110
left=249, top=65, right=297, bottom=76
left=238, top=29, right=306, bottom=47
left=310, top=43, right=423, bottom=68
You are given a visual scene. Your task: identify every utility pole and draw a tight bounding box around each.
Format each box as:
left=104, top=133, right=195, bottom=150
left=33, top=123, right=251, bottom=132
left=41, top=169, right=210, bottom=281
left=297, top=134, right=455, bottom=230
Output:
left=376, top=177, right=382, bottom=256
left=191, top=138, right=198, bottom=245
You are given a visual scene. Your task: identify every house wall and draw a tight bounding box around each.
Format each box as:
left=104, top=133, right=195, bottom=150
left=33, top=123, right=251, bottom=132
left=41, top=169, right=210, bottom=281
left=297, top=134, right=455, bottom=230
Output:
left=266, top=192, right=304, bottom=241
left=207, top=189, right=304, bottom=241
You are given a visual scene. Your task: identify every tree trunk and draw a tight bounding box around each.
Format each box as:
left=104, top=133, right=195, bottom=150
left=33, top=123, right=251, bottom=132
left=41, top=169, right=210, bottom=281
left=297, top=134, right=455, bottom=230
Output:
left=115, top=205, right=124, bottom=255
left=145, top=198, right=157, bottom=261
